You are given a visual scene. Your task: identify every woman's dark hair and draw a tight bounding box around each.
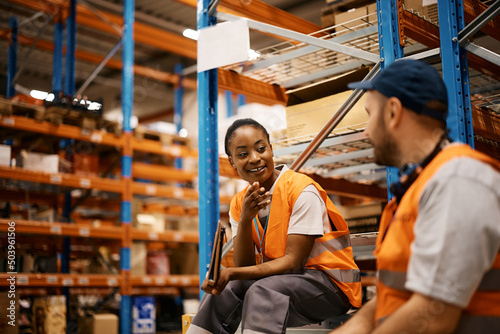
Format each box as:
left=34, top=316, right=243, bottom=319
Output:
left=224, top=118, right=270, bottom=156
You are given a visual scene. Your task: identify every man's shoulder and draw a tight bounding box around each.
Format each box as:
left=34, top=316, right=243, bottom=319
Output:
left=433, top=155, right=500, bottom=193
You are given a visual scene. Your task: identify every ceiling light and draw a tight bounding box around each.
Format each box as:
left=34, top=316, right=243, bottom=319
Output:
left=30, top=90, right=49, bottom=100
left=183, top=29, right=198, bottom=41
left=248, top=49, right=261, bottom=61
left=88, top=102, right=102, bottom=111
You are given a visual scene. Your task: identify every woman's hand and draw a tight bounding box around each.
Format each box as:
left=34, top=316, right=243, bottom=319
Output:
left=233, top=182, right=269, bottom=267
left=200, top=268, right=234, bottom=295
left=240, top=182, right=270, bottom=224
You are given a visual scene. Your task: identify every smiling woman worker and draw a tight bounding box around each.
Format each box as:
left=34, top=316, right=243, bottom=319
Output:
left=186, top=118, right=361, bottom=334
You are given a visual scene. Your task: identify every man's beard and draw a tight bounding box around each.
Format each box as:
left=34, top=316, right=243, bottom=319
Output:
left=373, top=125, right=401, bottom=167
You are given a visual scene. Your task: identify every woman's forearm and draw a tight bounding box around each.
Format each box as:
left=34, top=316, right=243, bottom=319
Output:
left=232, top=218, right=257, bottom=267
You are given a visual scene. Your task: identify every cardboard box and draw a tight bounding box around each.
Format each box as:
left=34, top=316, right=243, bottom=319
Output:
left=133, top=297, right=156, bottom=334
left=170, top=244, right=198, bottom=275
left=93, top=314, right=118, bottom=334
left=73, top=153, right=99, bottom=177
left=146, top=251, right=170, bottom=275
left=136, top=213, right=165, bottom=232
left=326, top=0, right=375, bottom=10
left=335, top=6, right=370, bottom=33
left=177, top=218, right=198, bottom=232
left=0, top=144, right=11, bottom=166
left=321, top=6, right=337, bottom=28
left=321, top=1, right=377, bottom=29
left=334, top=4, right=378, bottom=52
left=23, top=152, right=59, bottom=174
left=78, top=313, right=118, bottom=334
left=132, top=198, right=143, bottom=228
left=32, top=296, right=66, bottom=334
left=132, top=242, right=147, bottom=276
left=285, top=67, right=370, bottom=142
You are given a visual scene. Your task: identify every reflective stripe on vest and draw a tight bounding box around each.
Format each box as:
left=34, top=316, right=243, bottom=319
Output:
left=378, top=269, right=500, bottom=293
left=378, top=270, right=409, bottom=292
left=324, top=268, right=361, bottom=284
left=308, top=234, right=352, bottom=259
left=379, top=315, right=500, bottom=331
left=454, top=316, right=500, bottom=333
left=379, top=268, right=500, bottom=293
left=477, top=269, right=500, bottom=291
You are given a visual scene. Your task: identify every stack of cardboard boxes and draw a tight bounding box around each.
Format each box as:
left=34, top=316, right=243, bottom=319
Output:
left=321, top=0, right=438, bottom=29
left=321, top=0, right=377, bottom=29
left=285, top=67, right=370, bottom=143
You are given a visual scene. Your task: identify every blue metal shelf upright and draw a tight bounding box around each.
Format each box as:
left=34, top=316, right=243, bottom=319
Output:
left=196, top=0, right=220, bottom=293
left=376, top=0, right=404, bottom=199
left=7, top=17, right=18, bottom=98
left=120, top=0, right=135, bottom=333
left=437, top=0, right=474, bottom=146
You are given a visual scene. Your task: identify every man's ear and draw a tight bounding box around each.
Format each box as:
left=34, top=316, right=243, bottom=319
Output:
left=386, top=97, right=403, bottom=129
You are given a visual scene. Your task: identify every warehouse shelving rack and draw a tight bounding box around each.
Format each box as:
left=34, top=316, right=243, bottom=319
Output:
left=196, top=0, right=500, bottom=301
left=0, top=107, right=238, bottom=330
left=2, top=3, right=225, bottom=334
left=0, top=109, right=204, bottom=332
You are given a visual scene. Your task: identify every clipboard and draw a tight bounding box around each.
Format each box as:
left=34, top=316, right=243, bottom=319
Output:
left=207, top=221, right=226, bottom=287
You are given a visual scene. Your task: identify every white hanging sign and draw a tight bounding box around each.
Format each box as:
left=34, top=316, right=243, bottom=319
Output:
left=197, top=19, right=250, bottom=73
left=423, top=0, right=437, bottom=6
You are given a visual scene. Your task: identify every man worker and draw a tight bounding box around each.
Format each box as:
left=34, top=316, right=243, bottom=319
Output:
left=331, top=58, right=500, bottom=333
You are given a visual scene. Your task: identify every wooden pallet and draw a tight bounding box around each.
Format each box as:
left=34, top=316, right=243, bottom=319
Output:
left=134, top=125, right=190, bottom=147
left=0, top=96, right=44, bottom=118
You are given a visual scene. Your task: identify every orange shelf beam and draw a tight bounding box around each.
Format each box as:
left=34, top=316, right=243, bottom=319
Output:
left=217, top=69, right=288, bottom=106
left=0, top=166, right=123, bottom=194
left=131, top=287, right=181, bottom=295
left=0, top=114, right=123, bottom=147
left=305, top=173, right=387, bottom=201
left=131, top=137, right=198, bottom=158
left=219, top=156, right=239, bottom=178
left=132, top=162, right=196, bottom=183
left=131, top=275, right=199, bottom=288
left=131, top=228, right=198, bottom=243
left=173, top=0, right=322, bottom=36
left=14, top=287, right=183, bottom=296
left=132, top=182, right=198, bottom=200
left=132, top=182, right=232, bottom=205
left=77, top=3, right=197, bottom=59
left=142, top=203, right=198, bottom=216
left=0, top=219, right=123, bottom=240
left=0, top=273, right=122, bottom=287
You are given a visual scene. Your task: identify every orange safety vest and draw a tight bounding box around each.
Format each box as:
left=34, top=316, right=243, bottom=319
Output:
left=230, top=169, right=362, bottom=308
left=374, top=144, right=500, bottom=331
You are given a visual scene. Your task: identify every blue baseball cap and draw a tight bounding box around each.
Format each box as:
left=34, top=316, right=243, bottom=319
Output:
left=348, top=59, right=448, bottom=122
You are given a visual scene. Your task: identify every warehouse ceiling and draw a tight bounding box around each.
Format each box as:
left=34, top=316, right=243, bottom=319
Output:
left=0, top=0, right=327, bottom=123
left=1, top=0, right=498, bottom=127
